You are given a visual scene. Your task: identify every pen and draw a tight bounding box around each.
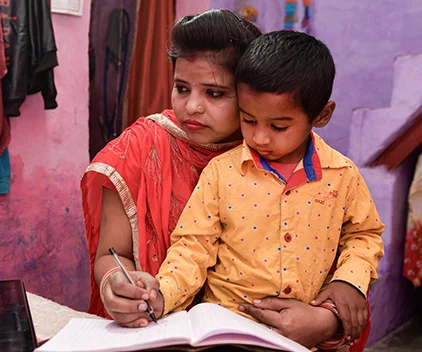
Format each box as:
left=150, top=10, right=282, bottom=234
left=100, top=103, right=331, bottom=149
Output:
left=108, top=247, right=158, bottom=323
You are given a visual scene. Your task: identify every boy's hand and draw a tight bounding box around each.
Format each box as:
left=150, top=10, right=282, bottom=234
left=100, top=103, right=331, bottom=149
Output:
left=311, top=281, right=368, bottom=343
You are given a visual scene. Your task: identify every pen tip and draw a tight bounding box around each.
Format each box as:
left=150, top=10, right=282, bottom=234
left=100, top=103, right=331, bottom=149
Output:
left=109, top=247, right=115, bottom=255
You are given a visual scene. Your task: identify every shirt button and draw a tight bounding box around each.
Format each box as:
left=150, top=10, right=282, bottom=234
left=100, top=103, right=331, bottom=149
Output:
left=285, top=190, right=291, bottom=195
left=284, top=233, right=292, bottom=242
left=283, top=286, right=292, bottom=294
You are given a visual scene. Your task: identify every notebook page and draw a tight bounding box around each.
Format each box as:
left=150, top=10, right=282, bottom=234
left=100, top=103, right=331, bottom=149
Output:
left=188, top=303, right=310, bottom=352
left=35, top=311, right=192, bottom=352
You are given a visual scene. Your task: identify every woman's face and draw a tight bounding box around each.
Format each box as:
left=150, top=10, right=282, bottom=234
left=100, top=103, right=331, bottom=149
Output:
left=172, top=56, right=242, bottom=144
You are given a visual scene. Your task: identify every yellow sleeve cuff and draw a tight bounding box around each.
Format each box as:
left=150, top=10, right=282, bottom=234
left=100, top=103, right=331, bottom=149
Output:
left=158, top=277, right=180, bottom=316
left=330, top=259, right=373, bottom=298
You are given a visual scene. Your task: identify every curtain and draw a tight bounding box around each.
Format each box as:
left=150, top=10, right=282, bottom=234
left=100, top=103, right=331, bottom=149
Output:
left=124, top=0, right=175, bottom=128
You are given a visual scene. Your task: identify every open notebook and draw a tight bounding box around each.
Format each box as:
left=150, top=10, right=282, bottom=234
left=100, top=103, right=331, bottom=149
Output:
left=35, top=303, right=310, bottom=352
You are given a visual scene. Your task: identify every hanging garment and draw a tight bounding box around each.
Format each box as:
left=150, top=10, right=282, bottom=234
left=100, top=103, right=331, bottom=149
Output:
left=403, top=154, right=422, bottom=287
left=0, top=0, right=58, bottom=117
left=0, top=147, right=10, bottom=194
left=0, top=20, right=10, bottom=195
left=88, top=0, right=138, bottom=160
left=101, top=9, right=130, bottom=142
left=284, top=0, right=311, bottom=33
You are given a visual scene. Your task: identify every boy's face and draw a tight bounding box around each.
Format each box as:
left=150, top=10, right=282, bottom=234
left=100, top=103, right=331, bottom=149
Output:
left=237, top=83, right=330, bottom=164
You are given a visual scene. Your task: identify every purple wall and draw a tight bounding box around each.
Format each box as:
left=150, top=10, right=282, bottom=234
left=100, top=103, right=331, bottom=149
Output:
left=314, top=0, right=422, bottom=155
left=208, top=0, right=422, bottom=155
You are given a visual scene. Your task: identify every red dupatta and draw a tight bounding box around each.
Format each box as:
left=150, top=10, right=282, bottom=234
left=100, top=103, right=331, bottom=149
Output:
left=81, top=110, right=240, bottom=318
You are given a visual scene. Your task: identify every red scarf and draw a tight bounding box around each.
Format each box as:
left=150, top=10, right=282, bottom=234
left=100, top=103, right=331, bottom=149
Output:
left=81, top=110, right=240, bottom=318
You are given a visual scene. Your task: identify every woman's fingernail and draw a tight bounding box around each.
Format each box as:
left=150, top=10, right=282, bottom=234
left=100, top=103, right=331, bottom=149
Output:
left=150, top=290, right=157, bottom=299
left=142, top=293, right=149, bottom=300
left=138, top=303, right=147, bottom=311
left=253, top=299, right=262, bottom=304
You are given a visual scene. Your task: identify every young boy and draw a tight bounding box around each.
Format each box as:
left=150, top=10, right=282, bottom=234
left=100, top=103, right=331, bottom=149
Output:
left=136, top=31, right=385, bottom=349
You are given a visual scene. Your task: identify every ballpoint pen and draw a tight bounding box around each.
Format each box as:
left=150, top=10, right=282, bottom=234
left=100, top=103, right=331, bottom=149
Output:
left=108, top=247, right=158, bottom=323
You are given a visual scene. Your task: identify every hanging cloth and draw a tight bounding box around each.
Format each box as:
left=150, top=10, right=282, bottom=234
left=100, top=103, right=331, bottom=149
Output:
left=0, top=0, right=58, bottom=117
left=0, top=20, right=11, bottom=195
left=284, top=0, right=311, bottom=34
left=101, top=9, right=130, bottom=143
left=403, top=154, right=422, bottom=287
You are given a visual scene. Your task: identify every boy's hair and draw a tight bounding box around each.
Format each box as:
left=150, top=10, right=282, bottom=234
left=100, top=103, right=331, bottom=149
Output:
left=235, top=30, right=336, bottom=121
left=169, top=9, right=262, bottom=75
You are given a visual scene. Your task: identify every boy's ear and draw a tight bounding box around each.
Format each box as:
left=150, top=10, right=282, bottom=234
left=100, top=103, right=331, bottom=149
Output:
left=313, top=101, right=336, bottom=128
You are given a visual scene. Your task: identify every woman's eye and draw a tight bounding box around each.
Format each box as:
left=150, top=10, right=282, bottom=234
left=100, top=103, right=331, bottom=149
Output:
left=175, top=86, right=188, bottom=93
left=207, top=90, right=224, bottom=98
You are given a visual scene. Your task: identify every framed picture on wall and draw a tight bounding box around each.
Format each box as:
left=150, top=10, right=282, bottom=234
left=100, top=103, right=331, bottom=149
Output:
left=51, top=0, right=84, bottom=16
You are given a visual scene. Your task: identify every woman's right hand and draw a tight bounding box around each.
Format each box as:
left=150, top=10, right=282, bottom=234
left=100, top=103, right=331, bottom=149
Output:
left=101, top=270, right=162, bottom=328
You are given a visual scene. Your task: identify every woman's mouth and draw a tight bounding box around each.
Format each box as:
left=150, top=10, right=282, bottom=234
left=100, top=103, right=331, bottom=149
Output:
left=184, top=119, right=207, bottom=131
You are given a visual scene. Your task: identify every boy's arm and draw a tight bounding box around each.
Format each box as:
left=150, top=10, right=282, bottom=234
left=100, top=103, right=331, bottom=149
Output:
left=157, top=168, right=222, bottom=315
left=332, top=171, right=385, bottom=296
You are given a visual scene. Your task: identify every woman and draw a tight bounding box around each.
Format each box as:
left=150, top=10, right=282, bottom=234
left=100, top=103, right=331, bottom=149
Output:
left=82, top=7, right=262, bottom=321
left=82, top=9, right=364, bottom=350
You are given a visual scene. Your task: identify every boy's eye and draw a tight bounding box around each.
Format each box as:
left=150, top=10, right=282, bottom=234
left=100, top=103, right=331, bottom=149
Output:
left=241, top=118, right=256, bottom=124
left=175, top=85, right=188, bottom=93
left=207, top=90, right=224, bottom=98
left=272, top=125, right=288, bottom=132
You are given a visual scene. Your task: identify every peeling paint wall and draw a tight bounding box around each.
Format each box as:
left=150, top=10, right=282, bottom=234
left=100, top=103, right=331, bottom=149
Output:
left=0, top=1, right=91, bottom=311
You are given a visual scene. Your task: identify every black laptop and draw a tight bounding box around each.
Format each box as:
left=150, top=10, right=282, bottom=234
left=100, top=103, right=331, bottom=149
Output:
left=0, top=280, right=37, bottom=352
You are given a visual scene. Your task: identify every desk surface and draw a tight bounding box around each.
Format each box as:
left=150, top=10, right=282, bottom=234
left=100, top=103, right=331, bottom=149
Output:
left=27, top=292, right=103, bottom=343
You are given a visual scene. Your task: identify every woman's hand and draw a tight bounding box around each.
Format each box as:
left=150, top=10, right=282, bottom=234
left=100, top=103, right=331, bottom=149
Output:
left=101, top=270, right=163, bottom=328
left=239, top=298, right=340, bottom=348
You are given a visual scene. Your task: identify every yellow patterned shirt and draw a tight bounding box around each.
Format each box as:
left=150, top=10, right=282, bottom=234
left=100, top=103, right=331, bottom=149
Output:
left=157, top=132, right=385, bottom=317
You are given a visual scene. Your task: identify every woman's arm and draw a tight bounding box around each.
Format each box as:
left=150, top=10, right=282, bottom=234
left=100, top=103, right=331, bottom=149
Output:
left=94, top=188, right=153, bottom=327
left=94, top=187, right=135, bottom=285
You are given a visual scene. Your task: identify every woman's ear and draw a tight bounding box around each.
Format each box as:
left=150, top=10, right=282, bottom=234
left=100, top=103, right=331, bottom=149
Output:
left=313, top=101, right=336, bottom=128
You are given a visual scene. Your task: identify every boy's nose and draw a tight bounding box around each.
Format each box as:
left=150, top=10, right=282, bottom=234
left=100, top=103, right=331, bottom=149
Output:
left=253, top=130, right=270, bottom=145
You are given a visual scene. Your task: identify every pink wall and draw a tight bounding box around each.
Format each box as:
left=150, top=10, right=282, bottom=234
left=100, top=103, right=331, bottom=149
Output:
left=0, top=1, right=91, bottom=311
left=176, top=0, right=210, bottom=19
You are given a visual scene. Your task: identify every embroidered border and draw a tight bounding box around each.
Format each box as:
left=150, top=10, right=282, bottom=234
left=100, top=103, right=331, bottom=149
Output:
left=84, top=162, right=142, bottom=271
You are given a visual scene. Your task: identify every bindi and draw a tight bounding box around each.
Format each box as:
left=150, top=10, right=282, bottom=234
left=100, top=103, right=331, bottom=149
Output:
left=187, top=55, right=197, bottom=62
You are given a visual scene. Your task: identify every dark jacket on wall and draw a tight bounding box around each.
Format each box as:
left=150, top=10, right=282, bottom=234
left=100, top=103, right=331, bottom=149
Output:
left=1, top=0, right=58, bottom=117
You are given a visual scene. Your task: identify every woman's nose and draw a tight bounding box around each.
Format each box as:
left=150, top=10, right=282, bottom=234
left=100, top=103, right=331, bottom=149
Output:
left=186, top=94, right=204, bottom=115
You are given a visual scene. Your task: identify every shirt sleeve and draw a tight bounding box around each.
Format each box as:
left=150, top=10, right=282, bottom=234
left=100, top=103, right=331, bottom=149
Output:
left=332, top=170, right=385, bottom=297
left=156, top=166, right=222, bottom=315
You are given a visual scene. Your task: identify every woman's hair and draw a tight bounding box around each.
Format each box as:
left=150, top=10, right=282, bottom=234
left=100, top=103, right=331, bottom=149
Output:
left=169, top=9, right=262, bottom=75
